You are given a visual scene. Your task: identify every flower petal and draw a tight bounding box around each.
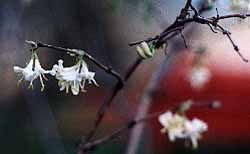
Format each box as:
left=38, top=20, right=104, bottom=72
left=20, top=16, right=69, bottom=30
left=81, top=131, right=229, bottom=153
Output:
left=71, top=81, right=79, bottom=95
left=13, top=66, right=24, bottom=73
left=158, top=111, right=173, bottom=127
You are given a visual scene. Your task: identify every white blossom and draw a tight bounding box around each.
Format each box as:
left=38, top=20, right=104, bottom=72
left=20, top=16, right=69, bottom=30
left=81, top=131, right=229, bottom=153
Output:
left=51, top=59, right=98, bottom=95
left=158, top=111, right=187, bottom=141
left=183, top=118, right=208, bottom=148
left=187, top=66, right=211, bottom=90
left=13, top=53, right=50, bottom=91
left=158, top=111, right=208, bottom=148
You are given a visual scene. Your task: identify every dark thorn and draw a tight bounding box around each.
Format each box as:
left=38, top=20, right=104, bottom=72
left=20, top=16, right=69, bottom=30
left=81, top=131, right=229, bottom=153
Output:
left=216, top=8, right=219, bottom=18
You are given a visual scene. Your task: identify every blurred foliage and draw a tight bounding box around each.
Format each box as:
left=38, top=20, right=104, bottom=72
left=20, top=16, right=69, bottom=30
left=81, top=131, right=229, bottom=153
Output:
left=109, top=0, right=155, bottom=23
left=110, top=0, right=122, bottom=12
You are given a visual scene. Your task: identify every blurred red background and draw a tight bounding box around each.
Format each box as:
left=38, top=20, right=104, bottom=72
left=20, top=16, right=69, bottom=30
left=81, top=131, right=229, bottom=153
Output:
left=150, top=41, right=250, bottom=152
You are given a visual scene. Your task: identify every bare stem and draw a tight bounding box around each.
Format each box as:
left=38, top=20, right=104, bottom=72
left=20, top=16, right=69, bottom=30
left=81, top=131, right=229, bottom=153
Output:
left=80, top=57, right=143, bottom=144
left=129, top=4, right=250, bottom=62
left=78, top=111, right=163, bottom=153
left=125, top=1, right=220, bottom=154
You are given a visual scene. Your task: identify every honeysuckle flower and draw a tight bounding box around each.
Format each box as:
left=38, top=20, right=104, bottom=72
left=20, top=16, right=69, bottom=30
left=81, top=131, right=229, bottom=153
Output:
left=187, top=66, right=211, bottom=90
left=51, top=59, right=98, bottom=95
left=158, top=111, right=208, bottom=148
left=136, top=41, right=155, bottom=59
left=183, top=118, right=208, bottom=149
left=13, top=52, right=50, bottom=91
left=158, top=111, right=186, bottom=141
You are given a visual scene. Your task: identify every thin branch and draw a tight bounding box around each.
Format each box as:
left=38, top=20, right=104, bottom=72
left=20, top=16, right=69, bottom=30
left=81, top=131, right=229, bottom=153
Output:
left=81, top=57, right=143, bottom=143
left=79, top=99, right=219, bottom=153
left=129, top=8, right=250, bottom=62
left=190, top=3, right=198, bottom=16
left=125, top=1, right=220, bottom=154
left=125, top=52, right=175, bottom=154
left=208, top=13, right=249, bottom=20
left=83, top=25, right=186, bottom=147
left=224, top=30, right=248, bottom=62
left=207, top=23, right=218, bottom=33
left=129, top=27, right=183, bottom=46
left=129, top=36, right=159, bottom=47
left=178, top=0, right=193, bottom=20
left=25, top=40, right=125, bottom=84
left=179, top=29, right=188, bottom=48
left=79, top=0, right=230, bottom=153
left=79, top=111, right=164, bottom=153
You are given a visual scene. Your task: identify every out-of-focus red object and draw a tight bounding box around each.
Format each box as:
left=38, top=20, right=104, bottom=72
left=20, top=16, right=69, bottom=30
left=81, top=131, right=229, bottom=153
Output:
left=151, top=48, right=250, bottom=146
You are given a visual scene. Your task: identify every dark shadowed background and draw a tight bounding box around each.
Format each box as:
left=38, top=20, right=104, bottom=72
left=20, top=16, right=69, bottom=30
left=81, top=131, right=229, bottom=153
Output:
left=1, top=0, right=250, bottom=154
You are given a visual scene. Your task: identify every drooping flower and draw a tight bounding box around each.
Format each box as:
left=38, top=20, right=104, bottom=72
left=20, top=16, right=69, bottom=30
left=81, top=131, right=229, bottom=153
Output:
left=50, top=59, right=98, bottom=95
left=13, top=52, right=50, bottom=91
left=183, top=118, right=208, bottom=148
left=158, top=111, right=208, bottom=148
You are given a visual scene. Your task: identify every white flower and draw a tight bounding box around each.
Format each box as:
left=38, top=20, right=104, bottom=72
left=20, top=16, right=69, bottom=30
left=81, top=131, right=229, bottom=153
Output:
left=13, top=53, right=50, bottom=91
left=188, top=66, right=211, bottom=90
left=183, top=118, right=208, bottom=148
left=158, top=111, right=208, bottom=148
left=158, top=111, right=186, bottom=141
left=51, top=59, right=98, bottom=95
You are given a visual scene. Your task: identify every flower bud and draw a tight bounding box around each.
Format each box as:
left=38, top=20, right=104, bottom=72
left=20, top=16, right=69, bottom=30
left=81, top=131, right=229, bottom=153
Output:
left=136, top=41, right=155, bottom=59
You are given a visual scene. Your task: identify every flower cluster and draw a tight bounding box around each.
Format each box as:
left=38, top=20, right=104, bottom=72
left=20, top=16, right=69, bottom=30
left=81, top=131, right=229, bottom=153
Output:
left=13, top=52, right=98, bottom=95
left=50, top=59, right=98, bottom=95
left=158, top=111, right=208, bottom=148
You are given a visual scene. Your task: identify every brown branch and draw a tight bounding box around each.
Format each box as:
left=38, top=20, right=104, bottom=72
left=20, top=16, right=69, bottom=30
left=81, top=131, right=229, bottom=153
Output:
left=82, top=26, right=188, bottom=149
left=79, top=0, right=237, bottom=153
left=125, top=1, right=219, bottom=154
left=81, top=57, right=143, bottom=144
left=208, top=13, right=249, bottom=20
left=129, top=7, right=250, bottom=62
left=125, top=52, right=175, bottom=154
left=78, top=111, right=164, bottom=153
left=79, top=0, right=227, bottom=153
left=129, top=27, right=183, bottom=46
left=179, top=29, right=188, bottom=48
